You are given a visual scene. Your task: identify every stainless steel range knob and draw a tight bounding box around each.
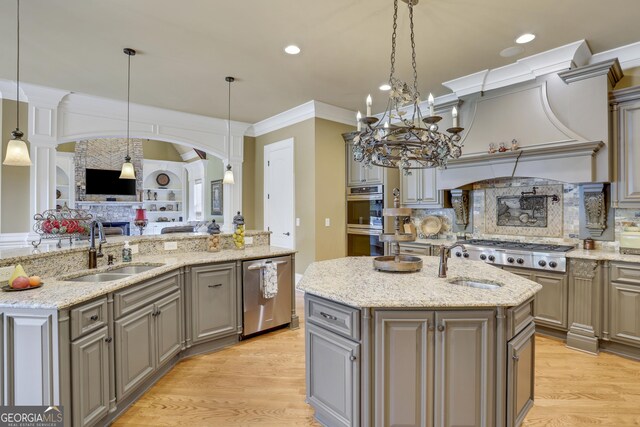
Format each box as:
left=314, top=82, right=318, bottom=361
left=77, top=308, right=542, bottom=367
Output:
left=463, top=253, right=470, bottom=258
left=538, top=260, right=547, bottom=267
left=480, top=254, right=487, bottom=260
left=455, top=252, right=463, bottom=257
left=549, top=261, right=558, bottom=268
left=507, top=257, right=515, bottom=263
left=488, top=255, right=495, bottom=261
left=517, top=258, right=525, bottom=264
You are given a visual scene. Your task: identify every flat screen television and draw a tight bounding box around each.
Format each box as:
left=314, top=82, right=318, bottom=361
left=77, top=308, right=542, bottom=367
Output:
left=85, top=168, right=136, bottom=196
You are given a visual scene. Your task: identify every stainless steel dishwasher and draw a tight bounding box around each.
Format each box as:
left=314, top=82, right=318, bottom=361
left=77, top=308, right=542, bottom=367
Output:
left=242, top=255, right=292, bottom=336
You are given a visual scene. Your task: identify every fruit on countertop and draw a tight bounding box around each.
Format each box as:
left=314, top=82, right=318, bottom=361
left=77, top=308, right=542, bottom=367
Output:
left=8, top=264, right=28, bottom=287
left=28, top=276, right=42, bottom=287
left=11, top=276, right=30, bottom=289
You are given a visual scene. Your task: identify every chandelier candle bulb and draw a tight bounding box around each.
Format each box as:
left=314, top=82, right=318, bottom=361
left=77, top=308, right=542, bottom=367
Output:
left=452, top=107, right=458, bottom=127
left=366, top=94, right=372, bottom=117
left=356, top=111, right=362, bottom=131
left=428, top=93, right=435, bottom=116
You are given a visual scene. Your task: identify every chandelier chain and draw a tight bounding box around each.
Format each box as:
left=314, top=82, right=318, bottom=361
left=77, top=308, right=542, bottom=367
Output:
left=408, top=1, right=419, bottom=104
left=388, top=0, right=398, bottom=83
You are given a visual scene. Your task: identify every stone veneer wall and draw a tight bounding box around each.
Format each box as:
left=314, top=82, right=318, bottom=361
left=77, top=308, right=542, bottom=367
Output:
left=74, top=138, right=144, bottom=202
left=412, top=177, right=640, bottom=250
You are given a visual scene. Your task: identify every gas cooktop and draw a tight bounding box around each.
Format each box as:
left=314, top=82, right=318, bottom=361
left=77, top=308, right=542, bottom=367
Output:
left=459, top=239, right=575, bottom=253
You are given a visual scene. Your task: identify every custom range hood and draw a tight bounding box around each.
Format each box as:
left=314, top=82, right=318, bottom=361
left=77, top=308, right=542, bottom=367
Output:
left=435, top=47, right=622, bottom=189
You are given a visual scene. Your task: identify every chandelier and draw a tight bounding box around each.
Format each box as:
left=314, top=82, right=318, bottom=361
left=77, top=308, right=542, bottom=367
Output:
left=352, top=0, right=464, bottom=174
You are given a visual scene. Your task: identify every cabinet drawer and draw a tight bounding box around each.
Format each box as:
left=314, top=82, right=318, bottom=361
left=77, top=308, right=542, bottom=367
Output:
left=611, top=262, right=640, bottom=285
left=398, top=244, right=430, bottom=256
left=507, top=298, right=534, bottom=340
left=114, top=272, right=180, bottom=319
left=70, top=297, right=108, bottom=341
left=306, top=294, right=360, bottom=341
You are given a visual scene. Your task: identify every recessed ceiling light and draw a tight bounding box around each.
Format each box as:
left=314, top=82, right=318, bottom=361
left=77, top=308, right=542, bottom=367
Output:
left=515, top=33, right=536, bottom=44
left=284, top=45, right=301, bottom=55
left=379, top=83, right=391, bottom=91
left=500, top=46, right=525, bottom=58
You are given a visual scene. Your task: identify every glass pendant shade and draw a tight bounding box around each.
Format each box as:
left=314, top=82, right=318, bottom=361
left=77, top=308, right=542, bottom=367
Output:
left=3, top=131, right=31, bottom=166
left=223, top=165, right=235, bottom=185
left=119, top=157, right=136, bottom=179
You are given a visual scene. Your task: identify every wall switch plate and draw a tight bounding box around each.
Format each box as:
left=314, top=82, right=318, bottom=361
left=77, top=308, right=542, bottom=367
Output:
left=0, top=266, right=15, bottom=282
left=245, top=236, right=254, bottom=245
left=130, top=244, right=139, bottom=254
left=164, top=241, right=178, bottom=251
left=325, top=218, right=331, bottom=227
left=296, top=218, right=301, bottom=227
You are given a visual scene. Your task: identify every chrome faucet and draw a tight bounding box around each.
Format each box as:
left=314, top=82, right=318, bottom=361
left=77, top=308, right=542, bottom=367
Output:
left=438, top=243, right=467, bottom=278
left=88, top=220, right=106, bottom=269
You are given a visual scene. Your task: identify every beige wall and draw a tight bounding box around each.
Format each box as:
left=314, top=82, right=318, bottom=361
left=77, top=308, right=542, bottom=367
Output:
left=142, top=140, right=183, bottom=162
left=57, top=142, right=75, bottom=153
left=1, top=100, right=30, bottom=233
left=617, top=66, right=640, bottom=89
left=242, top=136, right=256, bottom=229
left=252, top=119, right=316, bottom=274
left=314, top=118, right=352, bottom=261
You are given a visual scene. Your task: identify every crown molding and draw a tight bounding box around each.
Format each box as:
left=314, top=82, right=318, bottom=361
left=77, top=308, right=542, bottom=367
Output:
left=559, top=59, right=623, bottom=86
left=591, top=40, right=640, bottom=70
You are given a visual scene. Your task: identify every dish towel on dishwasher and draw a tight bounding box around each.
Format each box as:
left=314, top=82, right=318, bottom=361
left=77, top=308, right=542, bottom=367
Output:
left=261, top=263, right=278, bottom=299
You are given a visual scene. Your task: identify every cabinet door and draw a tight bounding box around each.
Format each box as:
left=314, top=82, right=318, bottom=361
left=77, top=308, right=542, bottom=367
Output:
left=374, top=311, right=434, bottom=427
left=401, top=170, right=421, bottom=205
left=115, top=305, right=156, bottom=400
left=616, top=99, right=640, bottom=207
left=364, top=163, right=383, bottom=185
left=610, top=281, right=640, bottom=346
left=533, top=272, right=568, bottom=330
left=155, top=292, right=183, bottom=367
left=191, top=264, right=237, bottom=343
left=346, top=144, right=364, bottom=186
left=306, top=323, right=359, bottom=427
left=72, top=326, right=110, bottom=427
left=419, top=167, right=443, bottom=207
left=434, top=310, right=495, bottom=427
left=507, top=322, right=535, bottom=427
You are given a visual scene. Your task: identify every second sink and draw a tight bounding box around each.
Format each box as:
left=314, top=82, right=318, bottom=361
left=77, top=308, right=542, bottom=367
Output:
left=67, top=273, right=131, bottom=282
left=448, top=279, right=501, bottom=290
left=109, top=264, right=164, bottom=274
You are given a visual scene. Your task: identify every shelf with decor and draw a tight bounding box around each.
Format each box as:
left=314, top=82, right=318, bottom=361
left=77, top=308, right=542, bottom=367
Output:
left=56, top=152, right=76, bottom=209
left=142, top=159, right=187, bottom=220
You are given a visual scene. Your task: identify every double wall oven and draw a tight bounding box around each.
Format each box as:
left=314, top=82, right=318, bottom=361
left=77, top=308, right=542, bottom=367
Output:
left=347, top=185, right=384, bottom=256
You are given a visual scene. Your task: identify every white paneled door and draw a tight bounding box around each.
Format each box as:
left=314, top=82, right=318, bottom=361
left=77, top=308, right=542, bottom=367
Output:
left=264, top=139, right=295, bottom=249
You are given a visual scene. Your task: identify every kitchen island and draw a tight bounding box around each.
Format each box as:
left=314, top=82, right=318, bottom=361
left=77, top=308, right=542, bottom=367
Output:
left=297, top=256, right=542, bottom=427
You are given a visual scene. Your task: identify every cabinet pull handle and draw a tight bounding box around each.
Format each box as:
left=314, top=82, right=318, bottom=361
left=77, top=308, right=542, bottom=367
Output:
left=209, top=283, right=223, bottom=288
left=349, top=355, right=356, bottom=361
left=105, top=337, right=112, bottom=343
left=320, top=312, right=338, bottom=321
left=437, top=324, right=445, bottom=332
left=512, top=355, right=520, bottom=361
left=90, top=315, right=99, bottom=321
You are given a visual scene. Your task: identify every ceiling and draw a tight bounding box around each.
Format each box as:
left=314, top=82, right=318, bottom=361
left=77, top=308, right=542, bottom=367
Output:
left=0, top=0, right=638, bottom=124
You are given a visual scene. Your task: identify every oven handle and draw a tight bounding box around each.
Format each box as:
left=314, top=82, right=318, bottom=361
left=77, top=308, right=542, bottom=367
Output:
left=347, top=194, right=383, bottom=201
left=347, top=228, right=382, bottom=236
left=247, top=260, right=287, bottom=271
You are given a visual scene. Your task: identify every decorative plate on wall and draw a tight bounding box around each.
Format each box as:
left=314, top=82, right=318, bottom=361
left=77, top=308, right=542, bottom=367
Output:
left=156, top=173, right=170, bottom=187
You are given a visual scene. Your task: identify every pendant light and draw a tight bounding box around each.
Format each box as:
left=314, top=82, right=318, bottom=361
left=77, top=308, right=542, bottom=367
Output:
left=3, top=0, right=31, bottom=167
left=222, top=76, right=235, bottom=185
left=119, top=48, right=136, bottom=180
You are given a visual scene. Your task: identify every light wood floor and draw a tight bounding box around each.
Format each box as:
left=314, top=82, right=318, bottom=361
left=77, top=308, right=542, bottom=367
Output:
left=115, top=293, right=640, bottom=426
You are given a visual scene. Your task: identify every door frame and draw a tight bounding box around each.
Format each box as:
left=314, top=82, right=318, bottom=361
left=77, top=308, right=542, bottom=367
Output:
left=264, top=138, right=295, bottom=249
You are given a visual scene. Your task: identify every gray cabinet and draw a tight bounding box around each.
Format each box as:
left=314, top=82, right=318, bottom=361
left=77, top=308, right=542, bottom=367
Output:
left=115, top=305, right=156, bottom=400
left=400, top=168, right=443, bottom=207
left=504, top=267, right=568, bottom=330
left=611, top=86, right=640, bottom=208
left=434, top=310, right=495, bottom=427
left=306, top=322, right=360, bottom=427
left=373, top=310, right=495, bottom=427
left=507, top=322, right=535, bottom=427
left=609, top=281, right=640, bottom=346
left=155, top=291, right=183, bottom=366
left=346, top=143, right=383, bottom=186
left=72, top=326, right=110, bottom=427
left=191, top=263, right=237, bottom=343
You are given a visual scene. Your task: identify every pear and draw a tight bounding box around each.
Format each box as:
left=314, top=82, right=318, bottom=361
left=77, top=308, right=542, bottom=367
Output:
left=9, top=264, right=28, bottom=287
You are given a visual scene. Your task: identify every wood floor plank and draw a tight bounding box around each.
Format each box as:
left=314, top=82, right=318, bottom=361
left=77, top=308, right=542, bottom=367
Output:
left=115, top=292, right=640, bottom=426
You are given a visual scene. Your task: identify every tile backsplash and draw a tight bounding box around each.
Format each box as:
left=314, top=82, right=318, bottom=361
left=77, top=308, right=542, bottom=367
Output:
left=411, top=177, right=640, bottom=250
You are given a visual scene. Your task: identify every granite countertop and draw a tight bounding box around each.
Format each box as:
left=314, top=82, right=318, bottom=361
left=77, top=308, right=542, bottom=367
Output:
left=0, top=231, right=269, bottom=262
left=0, top=245, right=294, bottom=310
left=566, top=248, right=640, bottom=263
left=297, top=256, right=542, bottom=308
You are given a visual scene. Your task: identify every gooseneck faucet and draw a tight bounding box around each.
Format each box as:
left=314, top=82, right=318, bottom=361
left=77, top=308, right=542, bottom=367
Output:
left=438, top=243, right=467, bottom=278
left=88, top=220, right=106, bottom=269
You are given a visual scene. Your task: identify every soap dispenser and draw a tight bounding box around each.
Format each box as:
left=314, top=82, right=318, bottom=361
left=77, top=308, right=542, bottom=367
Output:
left=122, top=241, right=132, bottom=262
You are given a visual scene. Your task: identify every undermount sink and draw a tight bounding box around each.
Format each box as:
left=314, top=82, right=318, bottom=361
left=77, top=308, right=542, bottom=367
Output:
left=109, top=264, right=164, bottom=274
left=448, top=279, right=502, bottom=290
left=67, top=273, right=131, bottom=282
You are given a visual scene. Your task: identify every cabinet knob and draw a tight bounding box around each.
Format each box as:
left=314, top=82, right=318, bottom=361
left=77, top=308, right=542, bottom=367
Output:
left=512, top=355, right=520, bottom=361
left=437, top=324, right=445, bottom=332
left=349, top=355, right=357, bottom=361
left=320, top=311, right=338, bottom=321
left=90, top=315, right=99, bottom=321
left=105, top=337, right=113, bottom=343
